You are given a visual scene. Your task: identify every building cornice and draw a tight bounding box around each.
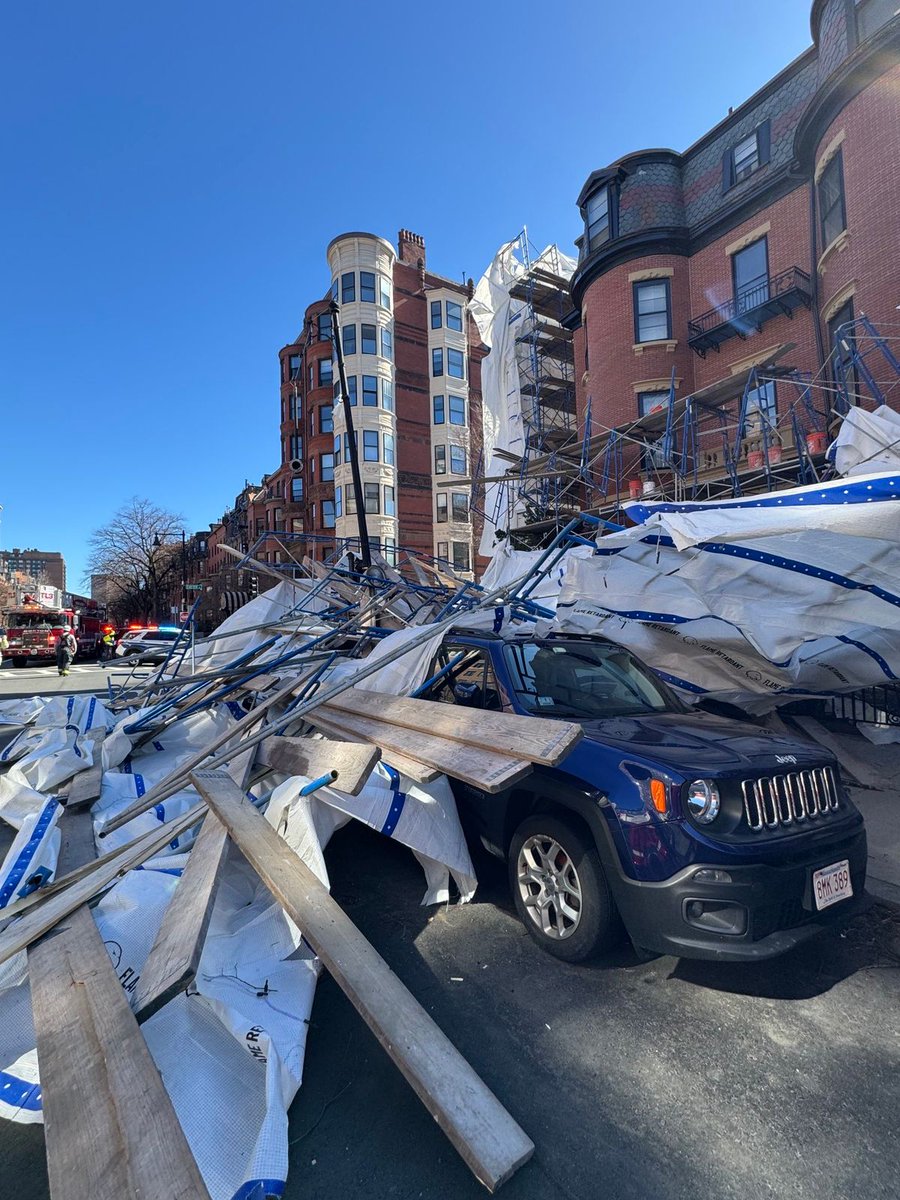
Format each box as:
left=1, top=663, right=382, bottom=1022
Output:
left=571, top=228, right=690, bottom=309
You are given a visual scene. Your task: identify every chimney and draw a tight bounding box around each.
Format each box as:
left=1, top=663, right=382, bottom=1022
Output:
left=397, top=228, right=426, bottom=268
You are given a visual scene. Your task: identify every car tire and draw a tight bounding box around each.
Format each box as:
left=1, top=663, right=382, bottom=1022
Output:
left=509, top=814, right=618, bottom=963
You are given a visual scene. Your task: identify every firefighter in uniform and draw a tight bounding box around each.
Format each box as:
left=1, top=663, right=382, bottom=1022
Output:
left=56, top=628, right=77, bottom=676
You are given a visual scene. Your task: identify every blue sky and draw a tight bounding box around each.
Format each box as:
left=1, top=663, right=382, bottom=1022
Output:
left=0, top=1, right=812, bottom=590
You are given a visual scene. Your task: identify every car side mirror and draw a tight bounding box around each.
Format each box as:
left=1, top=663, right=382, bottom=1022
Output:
left=453, top=682, right=482, bottom=708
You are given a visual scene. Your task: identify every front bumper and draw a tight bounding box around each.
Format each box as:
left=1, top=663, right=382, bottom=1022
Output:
left=613, top=824, right=869, bottom=961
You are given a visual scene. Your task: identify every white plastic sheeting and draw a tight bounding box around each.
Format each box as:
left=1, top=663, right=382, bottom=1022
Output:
left=191, top=579, right=329, bottom=675
left=470, top=241, right=577, bottom=556
left=0, top=668, right=481, bottom=1196
left=541, top=495, right=900, bottom=710
left=832, top=404, right=900, bottom=477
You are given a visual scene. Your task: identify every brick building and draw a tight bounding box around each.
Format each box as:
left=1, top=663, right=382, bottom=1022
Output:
left=170, top=227, right=487, bottom=630
left=567, top=0, right=900, bottom=498
left=277, top=229, right=487, bottom=576
left=0, top=548, right=66, bottom=592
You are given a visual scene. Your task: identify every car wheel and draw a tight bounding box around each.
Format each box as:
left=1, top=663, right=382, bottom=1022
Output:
left=509, top=814, right=618, bottom=963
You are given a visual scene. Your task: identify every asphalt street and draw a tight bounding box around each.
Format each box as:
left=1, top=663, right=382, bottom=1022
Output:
left=0, top=659, right=135, bottom=698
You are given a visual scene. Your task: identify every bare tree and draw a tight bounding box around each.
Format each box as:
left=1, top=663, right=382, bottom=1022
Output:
left=86, top=497, right=184, bottom=624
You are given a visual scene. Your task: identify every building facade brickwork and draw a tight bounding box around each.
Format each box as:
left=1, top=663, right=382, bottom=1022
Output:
left=569, top=0, right=900, bottom=491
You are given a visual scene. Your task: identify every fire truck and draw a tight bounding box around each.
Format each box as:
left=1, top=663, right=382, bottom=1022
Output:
left=2, top=595, right=105, bottom=667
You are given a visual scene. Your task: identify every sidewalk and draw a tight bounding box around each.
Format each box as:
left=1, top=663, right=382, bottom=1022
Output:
left=796, top=719, right=900, bottom=907
left=851, top=787, right=900, bottom=906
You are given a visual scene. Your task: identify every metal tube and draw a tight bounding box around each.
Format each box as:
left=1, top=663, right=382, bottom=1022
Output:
left=330, top=299, right=371, bottom=568
left=99, top=568, right=536, bottom=836
left=299, top=771, right=338, bottom=796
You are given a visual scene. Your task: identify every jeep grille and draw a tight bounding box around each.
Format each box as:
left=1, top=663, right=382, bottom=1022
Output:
left=741, top=767, right=840, bottom=832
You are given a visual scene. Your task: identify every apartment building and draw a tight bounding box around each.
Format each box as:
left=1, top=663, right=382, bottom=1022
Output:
left=277, top=229, right=487, bottom=576
left=0, top=548, right=66, bottom=592
left=566, top=0, right=900, bottom=493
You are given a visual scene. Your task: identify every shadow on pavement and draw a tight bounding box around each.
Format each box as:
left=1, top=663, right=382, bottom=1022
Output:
left=668, top=898, right=900, bottom=999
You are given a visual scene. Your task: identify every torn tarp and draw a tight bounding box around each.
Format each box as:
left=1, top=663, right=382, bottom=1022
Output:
left=545, top=489, right=900, bottom=710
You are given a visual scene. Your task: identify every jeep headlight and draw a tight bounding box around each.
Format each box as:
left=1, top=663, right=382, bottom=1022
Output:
left=686, top=779, right=720, bottom=824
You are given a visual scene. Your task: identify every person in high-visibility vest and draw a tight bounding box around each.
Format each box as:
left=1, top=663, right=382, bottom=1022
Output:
left=100, top=630, right=116, bottom=662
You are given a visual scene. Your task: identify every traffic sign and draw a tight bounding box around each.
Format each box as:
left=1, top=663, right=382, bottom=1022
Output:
left=185, top=583, right=203, bottom=591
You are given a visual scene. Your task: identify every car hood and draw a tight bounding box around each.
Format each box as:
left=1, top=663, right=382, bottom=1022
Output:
left=577, top=711, right=831, bottom=776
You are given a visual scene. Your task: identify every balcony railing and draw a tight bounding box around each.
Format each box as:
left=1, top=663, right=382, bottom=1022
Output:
left=688, top=266, right=812, bottom=357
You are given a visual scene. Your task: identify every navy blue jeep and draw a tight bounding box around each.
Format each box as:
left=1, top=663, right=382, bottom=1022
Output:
left=422, top=631, right=867, bottom=962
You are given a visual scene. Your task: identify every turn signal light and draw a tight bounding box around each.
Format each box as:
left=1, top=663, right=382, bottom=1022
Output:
left=649, top=778, right=668, bottom=814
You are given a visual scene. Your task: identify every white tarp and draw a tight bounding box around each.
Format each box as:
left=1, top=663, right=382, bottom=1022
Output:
left=191, top=579, right=328, bottom=675
left=832, top=404, right=900, bottom=477
left=541, top=496, right=900, bottom=710
left=0, top=676, right=481, bottom=1197
left=470, top=241, right=577, bottom=556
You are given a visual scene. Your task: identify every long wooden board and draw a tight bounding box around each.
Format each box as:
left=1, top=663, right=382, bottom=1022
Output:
left=317, top=705, right=531, bottom=793
left=27, top=809, right=210, bottom=1200
left=191, top=770, right=534, bottom=1193
left=325, top=689, right=582, bottom=766
left=304, top=712, right=440, bottom=784
left=130, top=746, right=258, bottom=1023
left=257, top=734, right=380, bottom=796
left=131, top=812, right=229, bottom=1024
left=30, top=905, right=210, bottom=1200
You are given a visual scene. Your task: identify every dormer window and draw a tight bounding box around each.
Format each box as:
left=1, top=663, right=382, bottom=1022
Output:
left=722, top=119, right=771, bottom=191
left=586, top=186, right=610, bottom=251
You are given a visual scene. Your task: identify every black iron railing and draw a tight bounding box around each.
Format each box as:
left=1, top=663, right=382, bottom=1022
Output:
left=688, top=266, right=812, bottom=355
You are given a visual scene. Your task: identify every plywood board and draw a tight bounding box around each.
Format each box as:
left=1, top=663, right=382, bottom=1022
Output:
left=191, top=770, right=534, bottom=1194
left=326, top=689, right=582, bottom=767
left=257, top=734, right=380, bottom=796
left=318, top=705, right=531, bottom=793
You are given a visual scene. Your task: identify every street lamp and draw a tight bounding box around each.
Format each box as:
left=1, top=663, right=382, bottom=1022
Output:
left=150, top=533, right=161, bottom=623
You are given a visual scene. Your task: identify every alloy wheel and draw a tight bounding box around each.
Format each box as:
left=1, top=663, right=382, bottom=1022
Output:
left=516, top=834, right=583, bottom=939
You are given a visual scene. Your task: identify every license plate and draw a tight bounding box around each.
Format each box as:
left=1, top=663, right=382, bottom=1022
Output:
left=812, top=860, right=852, bottom=911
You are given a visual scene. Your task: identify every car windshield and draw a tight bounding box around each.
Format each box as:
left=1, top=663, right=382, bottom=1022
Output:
left=503, top=640, right=679, bottom=720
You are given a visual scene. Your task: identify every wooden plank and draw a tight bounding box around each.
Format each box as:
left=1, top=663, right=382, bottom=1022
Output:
left=0, top=804, right=207, bottom=968
left=325, top=689, right=582, bottom=767
left=55, top=808, right=97, bottom=875
left=131, top=745, right=257, bottom=1023
left=27, top=809, right=210, bottom=1200
left=257, top=734, right=380, bottom=796
left=191, top=771, right=534, bottom=1193
left=304, top=712, right=440, bottom=784
left=131, top=813, right=229, bottom=1024
left=30, top=903, right=210, bottom=1200
left=318, top=705, right=532, bottom=794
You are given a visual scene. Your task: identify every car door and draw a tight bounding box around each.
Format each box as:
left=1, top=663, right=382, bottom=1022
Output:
left=422, top=645, right=509, bottom=856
